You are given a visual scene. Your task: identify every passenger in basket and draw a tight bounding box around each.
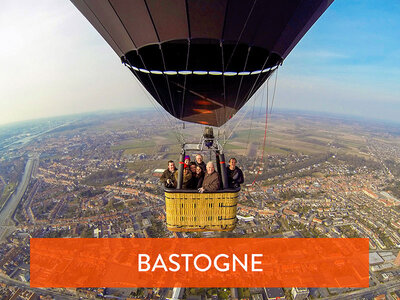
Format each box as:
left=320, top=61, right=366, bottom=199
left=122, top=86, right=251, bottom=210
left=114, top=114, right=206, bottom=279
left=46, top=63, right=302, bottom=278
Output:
left=189, top=162, right=197, bottom=175
left=195, top=154, right=206, bottom=172
left=192, top=165, right=205, bottom=189
left=184, top=155, right=191, bottom=165
left=174, top=164, right=192, bottom=189
left=227, top=157, right=244, bottom=188
left=199, top=161, right=220, bottom=193
left=160, top=160, right=177, bottom=188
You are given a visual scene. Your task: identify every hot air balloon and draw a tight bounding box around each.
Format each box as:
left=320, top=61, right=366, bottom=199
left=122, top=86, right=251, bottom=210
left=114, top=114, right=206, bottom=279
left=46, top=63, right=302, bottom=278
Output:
left=71, top=0, right=333, bottom=231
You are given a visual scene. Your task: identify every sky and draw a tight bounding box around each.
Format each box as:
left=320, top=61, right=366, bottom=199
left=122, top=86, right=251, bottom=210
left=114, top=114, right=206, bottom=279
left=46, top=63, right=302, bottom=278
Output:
left=0, top=0, right=399, bottom=126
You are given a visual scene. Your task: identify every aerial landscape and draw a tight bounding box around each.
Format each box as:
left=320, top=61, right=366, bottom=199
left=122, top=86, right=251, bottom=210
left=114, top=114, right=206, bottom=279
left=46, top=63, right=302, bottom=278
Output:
left=0, top=109, right=400, bottom=299
left=1, top=0, right=400, bottom=299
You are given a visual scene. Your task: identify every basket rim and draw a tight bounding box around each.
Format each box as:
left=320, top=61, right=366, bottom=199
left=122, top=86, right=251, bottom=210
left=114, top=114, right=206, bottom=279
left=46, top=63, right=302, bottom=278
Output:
left=164, top=187, right=240, bottom=194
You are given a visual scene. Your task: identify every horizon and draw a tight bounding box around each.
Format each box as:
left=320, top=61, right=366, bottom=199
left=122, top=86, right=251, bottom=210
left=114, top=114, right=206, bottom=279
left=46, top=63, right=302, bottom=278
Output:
left=1, top=106, right=400, bottom=132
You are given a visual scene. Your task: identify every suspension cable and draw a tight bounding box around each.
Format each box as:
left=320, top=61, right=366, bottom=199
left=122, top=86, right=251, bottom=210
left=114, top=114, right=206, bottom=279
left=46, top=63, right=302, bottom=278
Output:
left=232, top=46, right=252, bottom=110
left=108, top=0, right=185, bottom=145
left=235, top=56, right=273, bottom=112
left=251, top=81, right=267, bottom=168
left=245, top=85, right=260, bottom=149
left=143, top=0, right=177, bottom=119
left=251, top=79, right=269, bottom=185
left=269, top=67, right=279, bottom=115
left=251, top=66, right=279, bottom=186
left=180, top=39, right=191, bottom=120
left=222, top=52, right=275, bottom=144
left=108, top=0, right=179, bottom=136
left=159, top=44, right=177, bottom=118
left=223, top=84, right=263, bottom=144
left=124, top=59, right=184, bottom=145
left=220, top=41, right=227, bottom=127
left=136, top=52, right=186, bottom=144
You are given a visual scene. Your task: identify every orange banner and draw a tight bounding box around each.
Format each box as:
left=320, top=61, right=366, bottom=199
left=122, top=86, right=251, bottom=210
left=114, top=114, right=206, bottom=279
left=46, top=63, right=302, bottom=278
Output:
left=30, top=238, right=369, bottom=288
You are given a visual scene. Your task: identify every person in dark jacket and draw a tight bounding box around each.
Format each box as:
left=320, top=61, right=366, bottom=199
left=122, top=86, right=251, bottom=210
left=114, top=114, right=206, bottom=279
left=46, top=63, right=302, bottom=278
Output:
left=160, top=160, right=177, bottom=188
left=189, top=162, right=197, bottom=175
left=191, top=165, right=204, bottom=189
left=199, top=161, right=220, bottom=193
left=195, top=154, right=206, bottom=172
left=227, top=157, right=244, bottom=188
left=174, top=164, right=192, bottom=189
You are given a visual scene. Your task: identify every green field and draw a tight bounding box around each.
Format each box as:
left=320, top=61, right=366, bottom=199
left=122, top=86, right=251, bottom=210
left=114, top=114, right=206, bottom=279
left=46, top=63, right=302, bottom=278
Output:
left=124, top=147, right=155, bottom=155
left=111, top=139, right=155, bottom=151
left=107, top=111, right=385, bottom=163
left=231, top=129, right=266, bottom=142
left=228, top=120, right=376, bottom=156
left=127, top=160, right=168, bottom=173
left=224, top=143, right=246, bottom=150
left=111, top=139, right=157, bottom=156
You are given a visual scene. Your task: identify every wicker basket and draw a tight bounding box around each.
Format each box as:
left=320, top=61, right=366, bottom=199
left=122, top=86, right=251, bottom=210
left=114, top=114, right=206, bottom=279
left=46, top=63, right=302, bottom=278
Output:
left=165, top=190, right=238, bottom=232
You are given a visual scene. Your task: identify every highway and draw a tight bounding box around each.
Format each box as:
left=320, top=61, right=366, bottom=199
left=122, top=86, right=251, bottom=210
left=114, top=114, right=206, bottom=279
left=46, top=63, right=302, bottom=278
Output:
left=0, top=274, right=75, bottom=299
left=0, top=155, right=38, bottom=242
left=322, top=280, right=400, bottom=300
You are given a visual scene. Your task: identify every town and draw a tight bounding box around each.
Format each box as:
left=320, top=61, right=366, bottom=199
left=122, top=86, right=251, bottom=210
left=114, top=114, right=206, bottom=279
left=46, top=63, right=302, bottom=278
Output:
left=0, top=110, right=400, bottom=300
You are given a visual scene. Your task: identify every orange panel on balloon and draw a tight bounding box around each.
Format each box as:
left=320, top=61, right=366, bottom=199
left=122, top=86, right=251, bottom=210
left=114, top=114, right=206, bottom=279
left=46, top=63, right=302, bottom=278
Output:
left=30, top=238, right=369, bottom=288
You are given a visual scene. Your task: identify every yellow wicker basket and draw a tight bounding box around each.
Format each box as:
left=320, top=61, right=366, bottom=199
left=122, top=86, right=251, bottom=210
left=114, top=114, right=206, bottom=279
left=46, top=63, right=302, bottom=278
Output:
left=165, top=190, right=238, bottom=232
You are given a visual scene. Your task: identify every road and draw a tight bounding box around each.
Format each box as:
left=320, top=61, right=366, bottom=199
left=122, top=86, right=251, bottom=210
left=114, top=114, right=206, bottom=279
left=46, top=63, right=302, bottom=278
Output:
left=24, top=181, right=40, bottom=224
left=322, top=280, right=400, bottom=300
left=0, top=155, right=38, bottom=241
left=0, top=274, right=75, bottom=300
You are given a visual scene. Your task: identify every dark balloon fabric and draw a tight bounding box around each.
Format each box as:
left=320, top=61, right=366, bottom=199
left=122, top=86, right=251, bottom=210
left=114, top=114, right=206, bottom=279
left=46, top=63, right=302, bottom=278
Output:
left=72, top=0, right=333, bottom=127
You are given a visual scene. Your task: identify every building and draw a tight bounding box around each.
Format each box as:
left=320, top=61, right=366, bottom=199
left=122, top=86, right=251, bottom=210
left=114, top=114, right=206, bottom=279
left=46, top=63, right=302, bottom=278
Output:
left=8, top=289, right=39, bottom=300
left=94, top=228, right=101, bottom=238
left=168, top=288, right=185, bottom=300
left=292, top=288, right=309, bottom=300
left=371, top=263, right=393, bottom=272
left=231, top=288, right=239, bottom=300
left=264, top=288, right=285, bottom=300
left=379, top=252, right=397, bottom=262
left=363, top=189, right=378, bottom=199
left=369, top=252, right=384, bottom=265
left=153, top=169, right=165, bottom=177
left=237, top=215, right=255, bottom=221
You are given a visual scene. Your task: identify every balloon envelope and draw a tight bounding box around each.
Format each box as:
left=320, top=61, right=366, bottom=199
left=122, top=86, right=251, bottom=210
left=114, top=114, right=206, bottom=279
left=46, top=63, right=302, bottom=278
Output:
left=72, top=0, right=333, bottom=127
